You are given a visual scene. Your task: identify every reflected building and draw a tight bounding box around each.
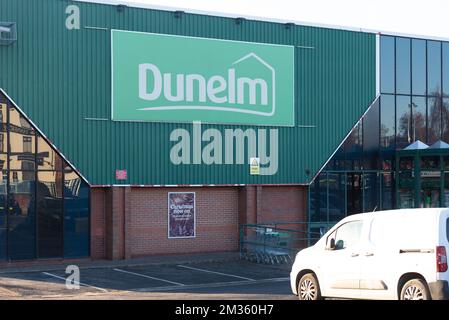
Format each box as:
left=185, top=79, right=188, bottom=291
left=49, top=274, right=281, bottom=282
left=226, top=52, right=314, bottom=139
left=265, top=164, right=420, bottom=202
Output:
left=0, top=101, right=89, bottom=261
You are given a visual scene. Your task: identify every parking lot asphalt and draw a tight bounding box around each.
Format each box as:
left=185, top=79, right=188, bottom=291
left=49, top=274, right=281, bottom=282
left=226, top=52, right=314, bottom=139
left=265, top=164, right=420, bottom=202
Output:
left=0, top=257, right=294, bottom=300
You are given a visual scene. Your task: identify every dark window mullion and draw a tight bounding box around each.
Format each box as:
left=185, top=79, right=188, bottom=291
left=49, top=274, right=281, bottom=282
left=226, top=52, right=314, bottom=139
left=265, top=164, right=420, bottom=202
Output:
left=5, top=102, right=9, bottom=261
left=441, top=42, right=444, bottom=140
left=35, top=132, right=38, bottom=259
left=61, top=167, right=64, bottom=258
left=426, top=40, right=429, bottom=143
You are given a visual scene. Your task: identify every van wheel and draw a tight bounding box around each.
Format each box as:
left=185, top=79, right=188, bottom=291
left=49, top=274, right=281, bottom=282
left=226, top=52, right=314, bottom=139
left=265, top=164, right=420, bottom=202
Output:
left=400, top=279, right=430, bottom=300
left=298, top=273, right=322, bottom=300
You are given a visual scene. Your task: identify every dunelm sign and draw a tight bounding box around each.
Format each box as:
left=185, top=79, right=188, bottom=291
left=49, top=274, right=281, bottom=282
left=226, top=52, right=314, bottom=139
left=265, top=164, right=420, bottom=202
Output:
left=111, top=30, right=295, bottom=126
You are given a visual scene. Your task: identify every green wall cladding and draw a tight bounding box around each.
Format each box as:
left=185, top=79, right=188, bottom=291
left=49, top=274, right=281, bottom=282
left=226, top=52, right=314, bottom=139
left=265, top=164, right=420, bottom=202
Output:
left=0, top=0, right=376, bottom=185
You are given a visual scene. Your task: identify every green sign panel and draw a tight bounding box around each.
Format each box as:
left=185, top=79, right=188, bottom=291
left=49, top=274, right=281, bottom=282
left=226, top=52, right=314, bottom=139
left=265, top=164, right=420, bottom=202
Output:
left=111, top=30, right=295, bottom=126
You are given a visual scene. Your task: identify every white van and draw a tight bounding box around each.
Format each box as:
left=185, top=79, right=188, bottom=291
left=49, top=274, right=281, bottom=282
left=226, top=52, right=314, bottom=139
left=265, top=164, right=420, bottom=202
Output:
left=290, top=208, right=449, bottom=300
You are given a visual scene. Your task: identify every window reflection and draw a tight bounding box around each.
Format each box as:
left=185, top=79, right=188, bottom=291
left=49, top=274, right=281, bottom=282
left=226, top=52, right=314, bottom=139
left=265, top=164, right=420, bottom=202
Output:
left=309, top=173, right=328, bottom=223
left=443, top=43, right=449, bottom=97
left=64, top=164, right=89, bottom=258
left=344, top=122, right=362, bottom=170
left=428, top=97, right=442, bottom=144
left=0, top=91, right=90, bottom=260
left=37, top=135, right=63, bottom=171
left=363, top=173, right=380, bottom=212
left=396, top=38, right=411, bottom=94
left=328, top=173, right=346, bottom=222
left=8, top=171, right=36, bottom=260
left=443, top=99, right=449, bottom=142
left=381, top=36, right=395, bottom=93
left=9, top=108, right=35, bottom=171
left=428, top=41, right=442, bottom=96
left=381, top=173, right=394, bottom=210
left=396, top=96, right=411, bottom=149
left=412, top=96, right=427, bottom=143
left=381, top=95, right=395, bottom=149
left=37, top=171, right=63, bottom=258
left=363, top=99, right=379, bottom=170
left=412, top=39, right=426, bottom=95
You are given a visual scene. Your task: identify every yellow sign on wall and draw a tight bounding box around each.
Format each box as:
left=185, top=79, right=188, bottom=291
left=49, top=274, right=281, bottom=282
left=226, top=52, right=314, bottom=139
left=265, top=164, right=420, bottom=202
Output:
left=250, top=157, right=260, bottom=175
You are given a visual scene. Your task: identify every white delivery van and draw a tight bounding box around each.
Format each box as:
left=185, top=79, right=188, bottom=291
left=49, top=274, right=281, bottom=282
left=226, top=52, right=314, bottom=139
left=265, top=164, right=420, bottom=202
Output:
left=290, top=208, right=449, bottom=300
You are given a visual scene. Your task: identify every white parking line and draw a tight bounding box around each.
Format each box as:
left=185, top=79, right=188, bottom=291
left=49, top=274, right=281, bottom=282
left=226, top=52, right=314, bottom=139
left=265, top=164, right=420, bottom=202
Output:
left=177, top=265, right=255, bottom=281
left=113, top=268, right=185, bottom=286
left=136, top=277, right=289, bottom=292
left=42, top=272, right=108, bottom=293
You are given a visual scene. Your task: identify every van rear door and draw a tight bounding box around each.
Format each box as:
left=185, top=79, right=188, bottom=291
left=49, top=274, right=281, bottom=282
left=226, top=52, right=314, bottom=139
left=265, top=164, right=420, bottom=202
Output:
left=359, top=213, right=436, bottom=300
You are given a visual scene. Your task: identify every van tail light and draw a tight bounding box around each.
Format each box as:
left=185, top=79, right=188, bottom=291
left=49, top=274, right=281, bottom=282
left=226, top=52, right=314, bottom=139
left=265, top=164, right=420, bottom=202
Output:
left=436, top=246, right=448, bottom=273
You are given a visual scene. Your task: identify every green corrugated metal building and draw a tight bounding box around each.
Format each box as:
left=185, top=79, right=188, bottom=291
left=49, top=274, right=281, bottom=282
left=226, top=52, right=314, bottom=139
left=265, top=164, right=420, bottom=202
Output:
left=8, top=0, right=444, bottom=262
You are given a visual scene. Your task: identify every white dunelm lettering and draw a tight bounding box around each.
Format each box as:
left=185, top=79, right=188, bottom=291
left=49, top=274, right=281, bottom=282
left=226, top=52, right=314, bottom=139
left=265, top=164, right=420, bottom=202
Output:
left=138, top=64, right=268, bottom=107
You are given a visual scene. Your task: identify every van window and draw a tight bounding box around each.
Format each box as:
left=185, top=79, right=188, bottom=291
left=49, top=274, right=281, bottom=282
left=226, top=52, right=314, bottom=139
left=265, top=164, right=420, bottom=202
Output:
left=446, top=218, right=449, bottom=243
left=327, top=220, right=363, bottom=250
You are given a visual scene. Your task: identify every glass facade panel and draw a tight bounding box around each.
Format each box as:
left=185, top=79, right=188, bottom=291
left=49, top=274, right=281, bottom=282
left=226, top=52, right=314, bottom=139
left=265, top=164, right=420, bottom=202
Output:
left=0, top=179, right=6, bottom=261
left=381, top=172, right=394, bottom=210
left=396, top=95, right=412, bottom=149
left=428, top=97, right=442, bottom=144
left=443, top=43, right=449, bottom=97
left=412, top=96, right=427, bottom=142
left=428, top=41, right=442, bottom=96
left=363, top=100, right=380, bottom=170
left=309, top=173, right=328, bottom=223
left=381, top=36, right=395, bottom=93
left=421, top=156, right=440, bottom=169
left=398, top=188, right=414, bottom=208
left=37, top=135, right=63, bottom=171
left=344, top=122, right=362, bottom=170
left=327, top=173, right=345, bottom=223
left=396, top=38, right=411, bottom=94
left=8, top=171, right=36, bottom=260
left=347, top=173, right=362, bottom=215
left=380, top=95, right=395, bottom=150
left=0, top=91, right=90, bottom=261
left=444, top=172, right=449, bottom=206
left=310, top=35, right=449, bottom=231
left=64, top=165, right=89, bottom=258
left=412, top=39, right=427, bottom=95
left=443, top=98, right=449, bottom=142
left=363, top=173, right=380, bottom=212
left=37, top=171, right=63, bottom=258
left=9, top=108, right=35, bottom=171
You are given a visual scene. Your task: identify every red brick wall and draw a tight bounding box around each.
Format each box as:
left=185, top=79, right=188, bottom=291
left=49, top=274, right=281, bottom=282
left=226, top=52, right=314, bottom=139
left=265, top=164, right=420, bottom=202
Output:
left=90, top=188, right=106, bottom=259
left=90, top=185, right=307, bottom=260
left=128, top=187, right=239, bottom=257
left=258, top=186, right=307, bottom=224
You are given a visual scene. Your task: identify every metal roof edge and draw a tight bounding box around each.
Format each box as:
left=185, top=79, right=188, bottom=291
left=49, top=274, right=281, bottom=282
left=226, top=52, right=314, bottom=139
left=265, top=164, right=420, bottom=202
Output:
left=73, top=0, right=449, bottom=42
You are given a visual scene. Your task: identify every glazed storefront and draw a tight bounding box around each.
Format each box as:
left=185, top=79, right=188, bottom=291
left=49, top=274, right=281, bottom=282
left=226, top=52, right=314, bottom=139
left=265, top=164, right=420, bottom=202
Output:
left=0, top=92, right=89, bottom=261
left=397, top=140, right=449, bottom=208
left=310, top=34, right=449, bottom=232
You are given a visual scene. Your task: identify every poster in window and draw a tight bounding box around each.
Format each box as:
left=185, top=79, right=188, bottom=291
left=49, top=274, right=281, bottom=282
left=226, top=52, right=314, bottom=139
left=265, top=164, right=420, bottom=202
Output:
left=168, top=192, right=195, bottom=238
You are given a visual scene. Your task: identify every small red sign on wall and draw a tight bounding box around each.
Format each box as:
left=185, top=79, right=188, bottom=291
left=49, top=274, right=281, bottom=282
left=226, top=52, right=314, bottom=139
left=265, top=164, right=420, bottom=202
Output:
left=116, top=169, right=127, bottom=180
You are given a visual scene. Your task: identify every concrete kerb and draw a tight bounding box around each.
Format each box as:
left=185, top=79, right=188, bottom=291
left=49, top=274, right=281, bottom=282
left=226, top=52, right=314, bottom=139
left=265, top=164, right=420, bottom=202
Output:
left=0, top=252, right=241, bottom=274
